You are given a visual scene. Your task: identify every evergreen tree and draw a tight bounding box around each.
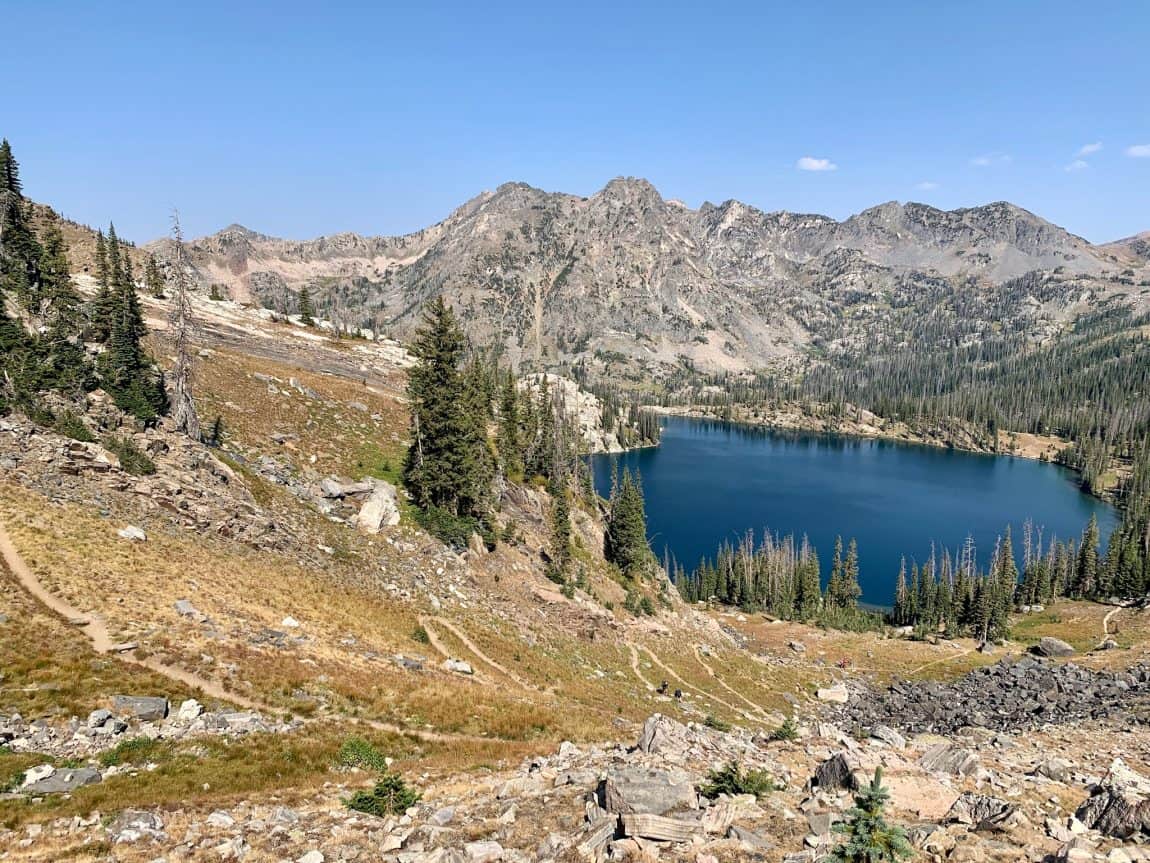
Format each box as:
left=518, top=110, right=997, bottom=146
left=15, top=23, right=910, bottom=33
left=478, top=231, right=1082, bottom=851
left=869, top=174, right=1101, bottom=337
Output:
left=145, top=254, right=166, bottom=298
left=827, top=536, right=845, bottom=608
left=829, top=768, right=912, bottom=863
left=548, top=475, right=573, bottom=580
left=403, top=297, right=478, bottom=516
left=38, top=216, right=92, bottom=395
left=298, top=286, right=316, bottom=326
left=606, top=468, right=651, bottom=577
left=892, top=558, right=909, bottom=625
left=1074, top=515, right=1100, bottom=598
left=496, top=371, right=524, bottom=480
left=167, top=214, right=200, bottom=439
left=0, top=140, right=42, bottom=313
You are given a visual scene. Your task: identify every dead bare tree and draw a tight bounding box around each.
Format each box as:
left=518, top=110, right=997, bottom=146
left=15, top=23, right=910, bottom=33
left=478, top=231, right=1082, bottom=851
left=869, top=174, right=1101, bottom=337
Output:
left=168, top=211, right=201, bottom=441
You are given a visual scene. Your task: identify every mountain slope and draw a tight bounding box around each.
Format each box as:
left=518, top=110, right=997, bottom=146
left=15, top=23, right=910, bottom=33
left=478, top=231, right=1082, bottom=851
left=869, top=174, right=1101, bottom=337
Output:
left=149, top=179, right=1149, bottom=380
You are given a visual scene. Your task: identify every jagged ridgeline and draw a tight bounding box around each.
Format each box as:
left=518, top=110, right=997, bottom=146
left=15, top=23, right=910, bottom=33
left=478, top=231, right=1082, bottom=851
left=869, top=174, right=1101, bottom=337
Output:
left=0, top=140, right=165, bottom=424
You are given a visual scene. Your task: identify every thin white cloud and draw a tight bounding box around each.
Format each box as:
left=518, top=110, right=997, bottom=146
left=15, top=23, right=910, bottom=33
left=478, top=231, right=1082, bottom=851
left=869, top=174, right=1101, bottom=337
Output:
left=915, top=181, right=939, bottom=191
left=797, top=156, right=837, bottom=172
left=1064, top=159, right=1090, bottom=172
left=1076, top=142, right=1102, bottom=157
left=1127, top=144, right=1150, bottom=158
left=970, top=153, right=1011, bottom=167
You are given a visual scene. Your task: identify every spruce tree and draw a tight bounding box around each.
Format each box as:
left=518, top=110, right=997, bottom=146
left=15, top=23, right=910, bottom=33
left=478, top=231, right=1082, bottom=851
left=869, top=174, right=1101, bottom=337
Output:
left=827, top=537, right=845, bottom=608
left=1074, top=515, right=1101, bottom=598
left=403, top=297, right=474, bottom=515
left=298, top=286, right=316, bottom=326
left=0, top=140, right=42, bottom=313
left=829, top=768, right=912, bottom=863
left=38, top=216, right=92, bottom=395
left=606, top=468, right=651, bottom=578
left=145, top=254, right=166, bottom=298
left=497, top=372, right=524, bottom=480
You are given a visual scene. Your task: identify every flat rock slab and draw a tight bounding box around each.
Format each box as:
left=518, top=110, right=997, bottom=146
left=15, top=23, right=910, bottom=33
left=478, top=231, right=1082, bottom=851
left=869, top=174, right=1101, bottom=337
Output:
left=113, top=695, right=169, bottom=721
left=24, top=767, right=102, bottom=795
left=604, top=766, right=698, bottom=815
left=621, top=812, right=702, bottom=842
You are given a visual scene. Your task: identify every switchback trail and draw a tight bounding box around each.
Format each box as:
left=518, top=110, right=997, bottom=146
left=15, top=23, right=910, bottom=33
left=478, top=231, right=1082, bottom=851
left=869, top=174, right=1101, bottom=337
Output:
left=0, top=519, right=499, bottom=745
left=423, top=615, right=535, bottom=691
left=692, top=644, right=771, bottom=719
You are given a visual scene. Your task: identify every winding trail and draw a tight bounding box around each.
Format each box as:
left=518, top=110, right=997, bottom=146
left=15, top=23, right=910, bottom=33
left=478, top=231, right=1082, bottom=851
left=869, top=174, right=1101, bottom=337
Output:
left=634, top=643, right=752, bottom=719
left=424, top=615, right=534, bottom=690
left=628, top=642, right=656, bottom=692
left=692, top=644, right=771, bottom=719
left=0, top=519, right=500, bottom=745
left=1104, top=606, right=1122, bottom=638
left=906, top=645, right=976, bottom=678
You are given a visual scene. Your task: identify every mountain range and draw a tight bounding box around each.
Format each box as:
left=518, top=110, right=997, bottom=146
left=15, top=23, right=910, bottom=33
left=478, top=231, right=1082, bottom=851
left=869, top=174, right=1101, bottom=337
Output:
left=148, top=178, right=1150, bottom=381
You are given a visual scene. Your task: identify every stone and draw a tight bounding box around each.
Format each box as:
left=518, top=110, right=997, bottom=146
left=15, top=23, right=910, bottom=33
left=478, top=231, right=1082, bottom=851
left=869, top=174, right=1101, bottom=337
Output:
left=207, top=810, right=235, bottom=828
left=604, top=766, right=697, bottom=815
left=87, top=708, right=113, bottom=729
left=442, top=659, right=474, bottom=675
left=430, top=807, right=455, bottom=826
left=729, top=824, right=772, bottom=849
left=944, top=793, right=1018, bottom=828
left=636, top=713, right=694, bottom=755
left=174, top=599, right=207, bottom=622
left=463, top=840, right=503, bottom=863
left=176, top=699, right=204, bottom=722
left=869, top=725, right=906, bottom=749
left=22, top=764, right=55, bottom=787
left=1035, top=637, right=1076, bottom=658
left=816, top=684, right=850, bottom=704
left=919, top=743, right=980, bottom=777
left=23, top=767, right=102, bottom=794
left=1077, top=758, right=1150, bottom=839
left=811, top=751, right=867, bottom=792
left=113, top=695, right=169, bottom=721
left=281, top=615, right=301, bottom=628
left=117, top=525, right=147, bottom=541
left=109, top=810, right=166, bottom=844
left=355, top=480, right=401, bottom=533
left=1033, top=757, right=1073, bottom=783
left=621, top=812, right=701, bottom=842
left=297, top=853, right=324, bottom=863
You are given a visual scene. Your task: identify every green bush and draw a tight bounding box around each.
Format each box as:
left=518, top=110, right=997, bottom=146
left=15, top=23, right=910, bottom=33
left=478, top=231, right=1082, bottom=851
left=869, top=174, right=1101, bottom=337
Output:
left=411, top=626, right=430, bottom=645
left=99, top=736, right=164, bottom=767
left=414, top=506, right=480, bottom=550
left=54, top=411, right=95, bottom=442
left=345, top=773, right=420, bottom=817
left=699, top=761, right=775, bottom=799
left=771, top=715, right=799, bottom=741
left=337, top=737, right=390, bottom=773
left=103, top=435, right=156, bottom=476
left=703, top=714, right=731, bottom=732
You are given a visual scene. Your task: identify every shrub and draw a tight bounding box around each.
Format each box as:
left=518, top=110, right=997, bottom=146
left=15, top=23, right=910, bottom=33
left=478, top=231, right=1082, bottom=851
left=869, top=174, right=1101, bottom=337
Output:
left=99, top=736, right=164, bottom=767
left=414, top=506, right=480, bottom=550
left=346, top=773, right=420, bottom=817
left=54, top=411, right=95, bottom=442
left=103, top=435, right=156, bottom=476
left=771, top=715, right=799, bottom=741
left=703, top=714, right=731, bottom=732
left=411, top=626, right=430, bottom=645
left=337, top=737, right=390, bottom=773
left=829, top=767, right=912, bottom=862
left=699, top=761, right=775, bottom=799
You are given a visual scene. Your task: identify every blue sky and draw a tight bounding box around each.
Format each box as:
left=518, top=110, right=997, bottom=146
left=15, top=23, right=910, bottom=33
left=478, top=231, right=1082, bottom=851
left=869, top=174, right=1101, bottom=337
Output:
left=2, top=1, right=1147, bottom=243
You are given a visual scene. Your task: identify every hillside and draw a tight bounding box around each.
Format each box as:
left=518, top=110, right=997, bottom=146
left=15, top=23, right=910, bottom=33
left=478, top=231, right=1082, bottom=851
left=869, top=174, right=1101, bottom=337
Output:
left=148, top=179, right=1150, bottom=384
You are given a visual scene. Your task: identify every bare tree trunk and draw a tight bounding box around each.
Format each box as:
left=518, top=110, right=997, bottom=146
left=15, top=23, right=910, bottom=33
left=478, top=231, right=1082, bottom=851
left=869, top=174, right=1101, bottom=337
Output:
left=168, top=211, right=201, bottom=442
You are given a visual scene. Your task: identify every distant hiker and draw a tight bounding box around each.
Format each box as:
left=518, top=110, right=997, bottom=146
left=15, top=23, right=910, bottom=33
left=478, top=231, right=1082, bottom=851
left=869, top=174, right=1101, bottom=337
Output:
left=673, top=688, right=683, bottom=700
left=657, top=680, right=668, bottom=694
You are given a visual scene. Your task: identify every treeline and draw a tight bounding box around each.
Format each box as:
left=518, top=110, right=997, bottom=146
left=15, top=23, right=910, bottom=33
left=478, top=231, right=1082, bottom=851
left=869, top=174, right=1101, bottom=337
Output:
left=674, top=513, right=1133, bottom=641
left=0, top=139, right=166, bottom=424
left=673, top=532, right=881, bottom=631
left=403, top=298, right=655, bottom=593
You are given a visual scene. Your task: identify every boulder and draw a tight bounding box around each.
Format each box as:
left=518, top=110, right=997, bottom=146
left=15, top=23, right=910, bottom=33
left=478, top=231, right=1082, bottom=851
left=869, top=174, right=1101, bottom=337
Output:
left=603, top=766, right=698, bottom=815
left=113, top=695, right=169, bottom=721
left=23, top=766, right=102, bottom=794
left=109, top=810, right=166, bottom=844
left=1077, top=759, right=1150, bottom=839
left=944, top=793, right=1018, bottom=828
left=117, top=525, right=147, bottom=542
left=442, top=659, right=474, bottom=675
left=636, top=713, right=693, bottom=755
left=1033, top=757, right=1074, bottom=784
left=869, top=725, right=907, bottom=749
left=176, top=699, right=204, bottom=723
left=811, top=751, right=868, bottom=792
left=620, top=812, right=702, bottom=842
left=919, top=743, right=980, bottom=777
left=816, top=684, right=850, bottom=704
left=174, top=599, right=207, bottom=622
left=1035, top=637, right=1076, bottom=658
left=355, top=480, right=401, bottom=533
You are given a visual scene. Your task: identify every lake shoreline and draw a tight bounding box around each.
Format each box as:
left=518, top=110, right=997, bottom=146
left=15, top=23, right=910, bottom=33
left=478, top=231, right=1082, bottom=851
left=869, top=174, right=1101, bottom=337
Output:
left=647, top=403, right=1121, bottom=505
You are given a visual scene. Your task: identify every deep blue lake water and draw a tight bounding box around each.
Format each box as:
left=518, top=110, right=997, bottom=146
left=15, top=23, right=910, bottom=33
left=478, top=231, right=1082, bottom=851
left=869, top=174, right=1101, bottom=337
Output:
left=591, top=416, right=1117, bottom=605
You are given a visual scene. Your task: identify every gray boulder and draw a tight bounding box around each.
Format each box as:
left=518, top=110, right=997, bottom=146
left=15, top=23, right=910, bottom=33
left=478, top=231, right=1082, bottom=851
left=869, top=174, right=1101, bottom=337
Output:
left=24, top=767, right=102, bottom=794
left=1076, top=759, right=1150, bottom=839
left=1035, top=637, right=1076, bottom=658
left=113, top=695, right=169, bottom=721
left=603, top=766, right=697, bottom=815
left=919, top=743, right=980, bottom=777
left=944, top=792, right=1018, bottom=828
left=109, top=810, right=166, bottom=844
left=355, top=480, right=401, bottom=533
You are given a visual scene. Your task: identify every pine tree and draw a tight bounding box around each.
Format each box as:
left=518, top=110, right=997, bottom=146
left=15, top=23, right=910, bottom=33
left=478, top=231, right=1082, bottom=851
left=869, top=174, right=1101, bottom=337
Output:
left=1074, top=515, right=1101, bottom=598
left=606, top=468, right=651, bottom=578
left=843, top=539, right=862, bottom=609
left=298, top=286, right=316, bottom=326
left=829, top=768, right=912, bottom=863
left=38, top=215, right=92, bottom=395
left=403, top=297, right=475, bottom=515
left=496, top=372, right=524, bottom=480
left=827, top=537, right=845, bottom=608
left=892, top=558, right=909, bottom=625
left=145, top=254, right=166, bottom=299
left=548, top=475, right=573, bottom=580
left=0, top=140, right=42, bottom=313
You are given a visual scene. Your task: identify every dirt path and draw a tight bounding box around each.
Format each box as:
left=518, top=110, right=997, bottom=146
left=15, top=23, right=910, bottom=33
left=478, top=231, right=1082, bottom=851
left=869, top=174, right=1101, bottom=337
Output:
left=423, top=616, right=533, bottom=690
left=634, top=643, right=752, bottom=719
left=0, top=519, right=497, bottom=745
left=1104, top=606, right=1122, bottom=638
left=907, top=645, right=976, bottom=678
left=628, top=642, right=656, bottom=692
left=692, top=645, right=771, bottom=719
